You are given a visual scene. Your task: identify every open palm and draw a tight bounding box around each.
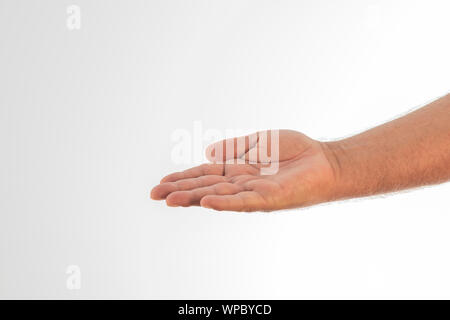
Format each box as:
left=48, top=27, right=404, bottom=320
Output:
left=151, top=130, right=336, bottom=212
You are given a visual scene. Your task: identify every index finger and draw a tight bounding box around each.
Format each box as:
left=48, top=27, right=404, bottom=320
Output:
left=160, top=163, right=224, bottom=183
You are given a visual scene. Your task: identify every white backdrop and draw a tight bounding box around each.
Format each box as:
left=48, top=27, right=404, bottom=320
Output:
left=0, top=0, right=449, bottom=299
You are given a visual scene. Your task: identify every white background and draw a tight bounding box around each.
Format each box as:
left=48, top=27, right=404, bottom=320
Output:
left=0, top=0, right=449, bottom=299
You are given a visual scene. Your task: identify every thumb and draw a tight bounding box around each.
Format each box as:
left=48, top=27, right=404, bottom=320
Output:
left=205, top=132, right=258, bottom=163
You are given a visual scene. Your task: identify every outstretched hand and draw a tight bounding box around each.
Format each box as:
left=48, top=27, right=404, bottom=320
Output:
left=151, top=130, right=337, bottom=212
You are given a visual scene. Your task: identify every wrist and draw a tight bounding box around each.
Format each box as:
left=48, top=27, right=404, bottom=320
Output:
left=320, top=139, right=350, bottom=202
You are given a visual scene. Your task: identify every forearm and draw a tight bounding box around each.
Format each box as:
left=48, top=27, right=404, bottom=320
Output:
left=324, top=94, right=450, bottom=201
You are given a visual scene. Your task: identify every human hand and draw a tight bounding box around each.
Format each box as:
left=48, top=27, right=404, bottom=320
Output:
left=151, top=130, right=338, bottom=212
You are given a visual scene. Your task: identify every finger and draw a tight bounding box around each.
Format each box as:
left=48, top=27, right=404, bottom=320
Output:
left=200, top=191, right=267, bottom=212
left=160, top=164, right=224, bottom=183
left=166, top=182, right=244, bottom=207
left=151, top=175, right=227, bottom=200
left=241, top=130, right=279, bottom=164
left=205, top=133, right=258, bottom=163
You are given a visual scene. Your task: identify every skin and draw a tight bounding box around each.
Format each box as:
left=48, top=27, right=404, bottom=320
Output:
left=151, top=94, right=450, bottom=212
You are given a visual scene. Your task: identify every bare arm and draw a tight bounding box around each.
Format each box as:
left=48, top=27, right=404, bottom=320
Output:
left=324, top=93, right=450, bottom=201
left=151, top=94, right=450, bottom=211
